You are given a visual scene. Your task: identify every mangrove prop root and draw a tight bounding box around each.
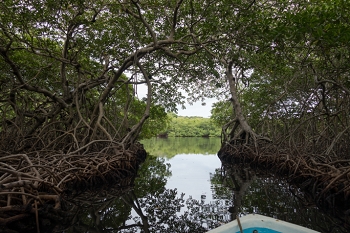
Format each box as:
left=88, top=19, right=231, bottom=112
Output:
left=218, top=143, right=350, bottom=213
left=0, top=142, right=146, bottom=226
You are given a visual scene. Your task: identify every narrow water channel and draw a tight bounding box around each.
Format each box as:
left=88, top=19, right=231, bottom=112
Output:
left=27, top=137, right=347, bottom=233
left=139, top=137, right=348, bottom=233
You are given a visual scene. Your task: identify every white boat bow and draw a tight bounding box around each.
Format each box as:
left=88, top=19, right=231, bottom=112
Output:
left=207, top=214, right=320, bottom=233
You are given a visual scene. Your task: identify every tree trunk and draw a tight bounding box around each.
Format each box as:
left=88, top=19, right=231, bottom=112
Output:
left=225, top=61, right=255, bottom=143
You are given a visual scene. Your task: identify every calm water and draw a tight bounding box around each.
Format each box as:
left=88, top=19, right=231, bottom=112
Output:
left=19, top=137, right=347, bottom=233
left=146, top=137, right=222, bottom=201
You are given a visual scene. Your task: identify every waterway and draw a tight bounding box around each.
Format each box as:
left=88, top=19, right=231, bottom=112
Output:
left=137, top=137, right=348, bottom=233
left=21, top=137, right=347, bottom=233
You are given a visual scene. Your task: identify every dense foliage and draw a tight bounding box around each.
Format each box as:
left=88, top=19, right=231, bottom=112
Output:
left=0, top=0, right=220, bottom=152
left=208, top=0, right=350, bottom=158
left=141, top=137, right=221, bottom=158
left=1, top=0, right=350, bottom=157
left=162, top=114, right=221, bottom=137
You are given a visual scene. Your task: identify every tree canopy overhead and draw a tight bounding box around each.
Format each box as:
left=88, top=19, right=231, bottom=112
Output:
left=0, top=0, right=350, bottom=158
left=1, top=1, right=350, bottom=229
left=208, top=0, right=350, bottom=159
left=0, top=0, right=224, bottom=153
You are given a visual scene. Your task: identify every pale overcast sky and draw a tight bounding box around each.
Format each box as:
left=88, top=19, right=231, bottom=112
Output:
left=177, top=98, right=216, bottom=118
left=135, top=84, right=216, bottom=118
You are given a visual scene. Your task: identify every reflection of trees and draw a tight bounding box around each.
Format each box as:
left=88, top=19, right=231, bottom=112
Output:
left=121, top=189, right=213, bottom=233
left=209, top=164, right=255, bottom=221
left=49, top=154, right=228, bottom=233
left=141, top=137, right=221, bottom=158
left=53, top=158, right=348, bottom=233
left=31, top=155, right=171, bottom=233
left=56, top=188, right=132, bottom=233
left=12, top=155, right=347, bottom=233
left=225, top=165, right=256, bottom=220
left=133, top=155, right=172, bottom=196
left=118, top=155, right=224, bottom=232
left=210, top=163, right=348, bottom=233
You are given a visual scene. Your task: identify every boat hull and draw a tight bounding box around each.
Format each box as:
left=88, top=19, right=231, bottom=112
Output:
left=207, top=214, right=319, bottom=233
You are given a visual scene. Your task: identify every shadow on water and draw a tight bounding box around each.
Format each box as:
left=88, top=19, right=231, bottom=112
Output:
left=6, top=137, right=348, bottom=233
left=17, top=155, right=225, bottom=233
left=45, top=160, right=347, bottom=232
left=212, top=163, right=349, bottom=233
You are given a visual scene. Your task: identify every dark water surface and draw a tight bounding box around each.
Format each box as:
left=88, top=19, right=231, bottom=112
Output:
left=33, top=137, right=347, bottom=233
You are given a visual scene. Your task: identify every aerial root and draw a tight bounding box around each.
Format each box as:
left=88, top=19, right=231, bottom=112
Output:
left=0, top=141, right=146, bottom=226
left=218, top=143, right=350, bottom=213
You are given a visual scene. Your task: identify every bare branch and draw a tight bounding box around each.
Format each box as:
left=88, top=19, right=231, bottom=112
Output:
left=170, top=0, right=184, bottom=39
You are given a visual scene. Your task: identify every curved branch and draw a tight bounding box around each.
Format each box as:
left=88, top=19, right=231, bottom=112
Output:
left=122, top=61, right=152, bottom=147
left=221, top=117, right=238, bottom=143
left=170, top=0, right=184, bottom=39
left=317, top=79, right=350, bottom=95
left=0, top=49, right=69, bottom=108
left=131, top=0, right=158, bottom=45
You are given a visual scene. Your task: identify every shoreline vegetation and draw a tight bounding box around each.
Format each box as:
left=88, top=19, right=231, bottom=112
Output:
left=0, top=142, right=147, bottom=229
left=218, top=143, right=350, bottom=229
left=157, top=115, right=221, bottom=138
left=1, top=0, right=350, bottom=232
left=141, top=137, right=221, bottom=158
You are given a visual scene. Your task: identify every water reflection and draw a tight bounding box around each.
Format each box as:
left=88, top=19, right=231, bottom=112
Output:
left=141, top=137, right=221, bottom=158
left=50, top=155, right=224, bottom=233
left=211, top=163, right=349, bottom=232
left=51, top=156, right=348, bottom=233
left=20, top=137, right=348, bottom=233
left=55, top=160, right=348, bottom=233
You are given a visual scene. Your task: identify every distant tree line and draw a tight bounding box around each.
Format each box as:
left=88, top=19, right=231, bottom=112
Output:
left=141, top=137, right=221, bottom=158
left=158, top=114, right=221, bottom=138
